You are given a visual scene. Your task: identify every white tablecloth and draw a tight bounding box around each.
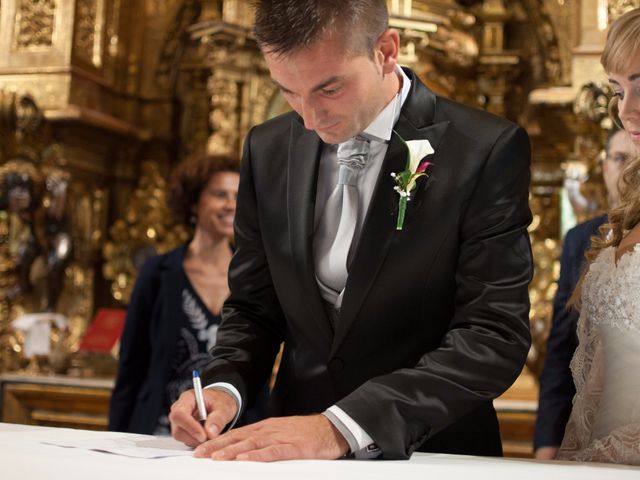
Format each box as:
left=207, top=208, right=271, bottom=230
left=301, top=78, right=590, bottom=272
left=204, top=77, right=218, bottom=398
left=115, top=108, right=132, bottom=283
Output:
left=1, top=423, right=639, bottom=480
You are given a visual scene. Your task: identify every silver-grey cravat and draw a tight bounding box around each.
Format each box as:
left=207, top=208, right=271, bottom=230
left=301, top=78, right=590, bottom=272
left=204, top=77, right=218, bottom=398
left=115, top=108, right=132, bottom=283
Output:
left=314, top=136, right=370, bottom=306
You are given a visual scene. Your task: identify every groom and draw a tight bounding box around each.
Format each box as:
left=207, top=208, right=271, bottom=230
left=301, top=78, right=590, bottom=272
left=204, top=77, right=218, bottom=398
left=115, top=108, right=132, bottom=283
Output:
left=170, top=0, right=532, bottom=461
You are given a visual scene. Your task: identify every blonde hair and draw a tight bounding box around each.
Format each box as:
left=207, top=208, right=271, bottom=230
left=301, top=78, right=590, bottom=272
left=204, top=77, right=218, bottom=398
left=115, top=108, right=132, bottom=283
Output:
left=601, top=8, right=640, bottom=74
left=569, top=8, right=640, bottom=308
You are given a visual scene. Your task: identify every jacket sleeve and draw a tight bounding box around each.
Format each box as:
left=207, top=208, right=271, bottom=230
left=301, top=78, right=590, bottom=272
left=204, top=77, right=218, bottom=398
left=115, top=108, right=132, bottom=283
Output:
left=336, top=124, right=533, bottom=459
left=107, top=256, right=159, bottom=432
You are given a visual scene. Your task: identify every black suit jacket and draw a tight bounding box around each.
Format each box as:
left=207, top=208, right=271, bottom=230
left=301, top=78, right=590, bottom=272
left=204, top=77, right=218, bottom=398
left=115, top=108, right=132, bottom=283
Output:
left=203, top=68, right=533, bottom=459
left=534, top=214, right=606, bottom=449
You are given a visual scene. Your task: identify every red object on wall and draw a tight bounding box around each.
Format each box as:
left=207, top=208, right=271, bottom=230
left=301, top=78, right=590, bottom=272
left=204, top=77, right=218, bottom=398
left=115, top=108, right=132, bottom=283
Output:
left=78, top=308, right=126, bottom=353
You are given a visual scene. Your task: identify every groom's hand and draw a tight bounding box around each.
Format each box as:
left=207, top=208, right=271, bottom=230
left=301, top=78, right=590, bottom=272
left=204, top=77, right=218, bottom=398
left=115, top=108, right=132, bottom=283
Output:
left=193, top=414, right=350, bottom=461
left=169, top=389, right=237, bottom=446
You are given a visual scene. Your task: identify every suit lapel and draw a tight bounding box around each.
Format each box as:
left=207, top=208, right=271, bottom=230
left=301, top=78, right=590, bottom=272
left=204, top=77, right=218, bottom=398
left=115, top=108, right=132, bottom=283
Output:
left=332, top=76, right=450, bottom=354
left=288, top=119, right=320, bottom=261
left=287, top=119, right=335, bottom=342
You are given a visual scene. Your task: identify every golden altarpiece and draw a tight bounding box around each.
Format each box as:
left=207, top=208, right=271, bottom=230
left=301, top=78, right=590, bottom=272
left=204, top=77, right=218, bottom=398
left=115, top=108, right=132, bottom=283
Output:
left=0, top=0, right=638, bottom=453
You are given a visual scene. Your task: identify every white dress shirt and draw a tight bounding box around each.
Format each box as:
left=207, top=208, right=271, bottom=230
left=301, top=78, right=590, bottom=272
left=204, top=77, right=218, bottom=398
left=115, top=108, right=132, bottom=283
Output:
left=317, top=66, right=411, bottom=457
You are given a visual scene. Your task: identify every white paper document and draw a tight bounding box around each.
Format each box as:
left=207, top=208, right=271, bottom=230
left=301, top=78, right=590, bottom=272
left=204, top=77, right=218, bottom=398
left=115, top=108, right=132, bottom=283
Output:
left=43, top=435, right=194, bottom=459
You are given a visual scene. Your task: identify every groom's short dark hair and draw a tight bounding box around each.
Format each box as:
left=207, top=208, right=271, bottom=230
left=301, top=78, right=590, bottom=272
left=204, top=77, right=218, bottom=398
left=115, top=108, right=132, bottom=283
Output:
left=253, top=0, right=389, bottom=58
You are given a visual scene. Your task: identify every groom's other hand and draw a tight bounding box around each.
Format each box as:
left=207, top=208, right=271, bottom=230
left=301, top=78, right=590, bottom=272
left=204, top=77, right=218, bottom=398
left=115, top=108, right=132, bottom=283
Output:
left=193, top=414, right=349, bottom=461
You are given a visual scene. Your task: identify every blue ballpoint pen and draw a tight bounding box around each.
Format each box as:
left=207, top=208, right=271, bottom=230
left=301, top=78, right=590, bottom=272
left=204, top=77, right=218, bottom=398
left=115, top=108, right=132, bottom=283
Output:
left=192, top=370, right=208, bottom=424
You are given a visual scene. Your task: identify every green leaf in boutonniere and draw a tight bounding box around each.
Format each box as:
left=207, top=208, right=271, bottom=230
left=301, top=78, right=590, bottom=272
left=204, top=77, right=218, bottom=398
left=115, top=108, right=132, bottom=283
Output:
left=391, top=133, right=434, bottom=231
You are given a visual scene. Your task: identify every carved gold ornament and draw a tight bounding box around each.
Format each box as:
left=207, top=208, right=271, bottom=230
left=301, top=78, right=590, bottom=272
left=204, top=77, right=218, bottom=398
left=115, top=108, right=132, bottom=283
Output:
left=102, top=161, right=189, bottom=304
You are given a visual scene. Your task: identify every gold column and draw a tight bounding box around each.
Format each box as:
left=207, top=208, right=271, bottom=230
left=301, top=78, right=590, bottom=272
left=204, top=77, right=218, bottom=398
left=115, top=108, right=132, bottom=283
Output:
left=186, top=9, right=273, bottom=157
left=477, top=0, right=520, bottom=117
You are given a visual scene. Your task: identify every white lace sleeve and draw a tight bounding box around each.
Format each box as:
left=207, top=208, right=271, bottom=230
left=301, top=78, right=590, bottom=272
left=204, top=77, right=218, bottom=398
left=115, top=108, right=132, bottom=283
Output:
left=557, top=246, right=640, bottom=465
left=556, top=306, right=602, bottom=459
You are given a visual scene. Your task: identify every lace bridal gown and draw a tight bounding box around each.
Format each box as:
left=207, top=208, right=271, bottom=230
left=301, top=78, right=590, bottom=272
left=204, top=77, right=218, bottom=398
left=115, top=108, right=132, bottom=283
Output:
left=557, top=244, right=640, bottom=465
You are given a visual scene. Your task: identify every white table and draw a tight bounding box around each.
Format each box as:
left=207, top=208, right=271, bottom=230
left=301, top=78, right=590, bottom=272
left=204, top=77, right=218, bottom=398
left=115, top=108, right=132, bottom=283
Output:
left=1, top=423, right=639, bottom=480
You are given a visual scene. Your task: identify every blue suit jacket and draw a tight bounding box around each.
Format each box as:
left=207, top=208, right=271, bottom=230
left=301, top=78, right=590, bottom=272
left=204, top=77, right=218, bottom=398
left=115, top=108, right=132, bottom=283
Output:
left=534, top=214, right=607, bottom=449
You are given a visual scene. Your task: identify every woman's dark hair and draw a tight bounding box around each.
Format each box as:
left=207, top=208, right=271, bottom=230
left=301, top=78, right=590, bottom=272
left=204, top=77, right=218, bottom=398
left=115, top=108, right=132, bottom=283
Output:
left=168, top=154, right=239, bottom=225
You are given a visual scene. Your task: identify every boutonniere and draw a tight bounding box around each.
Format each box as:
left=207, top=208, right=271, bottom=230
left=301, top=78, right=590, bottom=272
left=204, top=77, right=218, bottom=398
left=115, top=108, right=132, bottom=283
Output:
left=391, top=134, right=434, bottom=230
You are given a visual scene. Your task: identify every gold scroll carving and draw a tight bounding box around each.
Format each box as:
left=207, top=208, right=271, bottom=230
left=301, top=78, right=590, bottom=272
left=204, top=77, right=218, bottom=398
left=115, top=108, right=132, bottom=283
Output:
left=102, top=161, right=189, bottom=304
left=221, top=0, right=253, bottom=29
left=14, top=0, right=57, bottom=49
left=528, top=196, right=562, bottom=378
left=0, top=88, right=110, bottom=374
left=207, top=75, right=239, bottom=156
left=568, top=82, right=612, bottom=224
left=75, top=0, right=105, bottom=67
left=0, top=92, right=67, bottom=371
left=609, top=0, right=640, bottom=20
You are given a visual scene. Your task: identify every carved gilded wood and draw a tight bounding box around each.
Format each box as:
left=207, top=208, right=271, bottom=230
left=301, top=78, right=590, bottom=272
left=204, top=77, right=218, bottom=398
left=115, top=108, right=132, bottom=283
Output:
left=102, top=162, right=189, bottom=304
left=609, top=0, right=640, bottom=18
left=0, top=1, right=621, bottom=392
left=14, top=0, right=57, bottom=49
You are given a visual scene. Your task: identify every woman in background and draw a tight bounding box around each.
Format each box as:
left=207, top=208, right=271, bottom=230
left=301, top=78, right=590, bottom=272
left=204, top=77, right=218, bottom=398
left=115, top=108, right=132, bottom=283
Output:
left=557, top=8, right=640, bottom=465
left=109, top=154, right=252, bottom=434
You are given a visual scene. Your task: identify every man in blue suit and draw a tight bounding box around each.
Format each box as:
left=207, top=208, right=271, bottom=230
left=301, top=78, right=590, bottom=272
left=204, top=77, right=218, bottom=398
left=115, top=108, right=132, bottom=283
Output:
left=534, top=126, right=636, bottom=459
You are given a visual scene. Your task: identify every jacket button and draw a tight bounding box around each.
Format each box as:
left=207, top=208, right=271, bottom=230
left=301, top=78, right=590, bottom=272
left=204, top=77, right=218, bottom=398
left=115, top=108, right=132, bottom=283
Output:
left=328, top=357, right=345, bottom=372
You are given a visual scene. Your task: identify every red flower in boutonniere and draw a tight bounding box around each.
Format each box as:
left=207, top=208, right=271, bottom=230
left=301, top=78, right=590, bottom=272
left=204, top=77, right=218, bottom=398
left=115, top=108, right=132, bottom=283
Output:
left=391, top=134, right=434, bottom=230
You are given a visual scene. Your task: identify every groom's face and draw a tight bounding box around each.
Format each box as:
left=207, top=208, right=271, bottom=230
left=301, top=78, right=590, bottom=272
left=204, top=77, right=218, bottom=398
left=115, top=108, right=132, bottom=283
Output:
left=264, top=33, right=393, bottom=144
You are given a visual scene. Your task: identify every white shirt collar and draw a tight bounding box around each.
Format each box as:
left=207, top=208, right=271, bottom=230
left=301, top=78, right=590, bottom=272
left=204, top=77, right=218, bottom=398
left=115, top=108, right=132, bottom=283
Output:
left=361, top=65, right=411, bottom=143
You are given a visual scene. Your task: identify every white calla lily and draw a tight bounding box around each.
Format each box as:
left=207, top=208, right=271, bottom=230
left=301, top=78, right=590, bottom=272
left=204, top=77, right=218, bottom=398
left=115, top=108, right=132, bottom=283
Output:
left=406, top=139, right=434, bottom=173
left=392, top=134, right=436, bottom=231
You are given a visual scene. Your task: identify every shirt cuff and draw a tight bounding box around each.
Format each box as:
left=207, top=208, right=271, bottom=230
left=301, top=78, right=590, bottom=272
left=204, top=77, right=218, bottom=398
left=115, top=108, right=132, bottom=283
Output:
left=323, top=406, right=381, bottom=459
left=204, top=382, right=242, bottom=431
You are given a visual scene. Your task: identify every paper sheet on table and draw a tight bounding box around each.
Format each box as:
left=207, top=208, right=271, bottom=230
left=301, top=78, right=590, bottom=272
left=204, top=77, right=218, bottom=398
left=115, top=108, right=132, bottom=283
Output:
left=42, top=435, right=194, bottom=459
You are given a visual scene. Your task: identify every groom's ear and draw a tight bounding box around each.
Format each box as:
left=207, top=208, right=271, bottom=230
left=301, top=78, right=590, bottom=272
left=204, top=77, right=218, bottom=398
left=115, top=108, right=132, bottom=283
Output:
left=376, top=29, right=400, bottom=74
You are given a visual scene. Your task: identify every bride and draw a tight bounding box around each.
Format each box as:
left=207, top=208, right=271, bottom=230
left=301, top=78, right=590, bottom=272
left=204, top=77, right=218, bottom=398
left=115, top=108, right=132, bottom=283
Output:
left=557, top=9, right=640, bottom=465
left=556, top=8, right=640, bottom=465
